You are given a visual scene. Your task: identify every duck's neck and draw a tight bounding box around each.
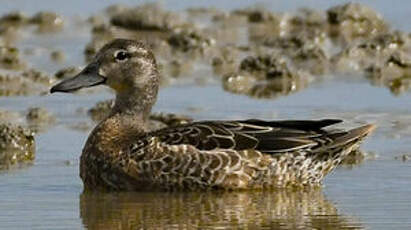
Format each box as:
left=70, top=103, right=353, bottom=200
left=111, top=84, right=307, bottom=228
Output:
left=112, top=91, right=152, bottom=122
left=86, top=69, right=159, bottom=155
left=109, top=82, right=158, bottom=133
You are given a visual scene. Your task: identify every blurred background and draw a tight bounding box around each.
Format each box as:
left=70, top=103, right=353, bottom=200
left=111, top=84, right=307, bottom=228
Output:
left=1, top=1, right=411, bottom=229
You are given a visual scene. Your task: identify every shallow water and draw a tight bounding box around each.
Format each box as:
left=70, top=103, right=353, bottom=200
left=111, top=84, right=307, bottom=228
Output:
left=1, top=1, right=411, bottom=230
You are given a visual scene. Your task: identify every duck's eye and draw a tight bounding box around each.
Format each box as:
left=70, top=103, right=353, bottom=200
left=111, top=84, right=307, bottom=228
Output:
left=114, top=50, right=130, bottom=62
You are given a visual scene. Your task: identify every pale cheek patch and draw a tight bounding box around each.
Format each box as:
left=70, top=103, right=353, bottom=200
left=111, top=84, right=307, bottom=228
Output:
left=99, top=68, right=107, bottom=77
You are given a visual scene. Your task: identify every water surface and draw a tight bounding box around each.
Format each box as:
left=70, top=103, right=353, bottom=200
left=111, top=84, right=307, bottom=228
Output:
left=1, top=1, right=411, bottom=229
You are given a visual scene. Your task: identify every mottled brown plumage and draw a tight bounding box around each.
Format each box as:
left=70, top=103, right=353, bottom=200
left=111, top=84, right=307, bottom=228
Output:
left=51, top=39, right=375, bottom=191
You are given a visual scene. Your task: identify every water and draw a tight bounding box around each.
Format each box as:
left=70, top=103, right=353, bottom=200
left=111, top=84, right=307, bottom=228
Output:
left=1, top=1, right=411, bottom=229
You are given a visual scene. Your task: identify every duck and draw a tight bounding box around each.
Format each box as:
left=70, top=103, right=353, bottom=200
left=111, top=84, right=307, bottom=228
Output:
left=50, top=39, right=375, bottom=191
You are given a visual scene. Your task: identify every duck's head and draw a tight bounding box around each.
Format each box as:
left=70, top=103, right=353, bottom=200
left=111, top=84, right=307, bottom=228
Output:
left=50, top=39, right=158, bottom=95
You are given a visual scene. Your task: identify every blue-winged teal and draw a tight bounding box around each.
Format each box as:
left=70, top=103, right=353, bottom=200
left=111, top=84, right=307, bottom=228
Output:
left=51, top=39, right=375, bottom=191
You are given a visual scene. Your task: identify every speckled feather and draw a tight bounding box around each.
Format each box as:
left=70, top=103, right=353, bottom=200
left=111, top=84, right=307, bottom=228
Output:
left=81, top=118, right=373, bottom=191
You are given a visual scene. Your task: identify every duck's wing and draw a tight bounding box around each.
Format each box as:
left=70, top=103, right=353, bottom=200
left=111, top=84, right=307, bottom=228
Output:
left=123, top=119, right=374, bottom=189
left=148, top=119, right=347, bottom=154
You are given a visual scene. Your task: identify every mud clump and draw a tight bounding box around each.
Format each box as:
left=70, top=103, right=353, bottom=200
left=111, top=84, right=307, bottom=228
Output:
left=29, top=11, right=63, bottom=32
left=50, top=50, right=65, bottom=62
left=263, top=36, right=330, bottom=75
left=287, top=9, right=327, bottom=37
left=239, top=54, right=290, bottom=74
left=84, top=39, right=107, bottom=63
left=365, top=52, right=411, bottom=95
left=21, top=69, right=52, bottom=85
left=330, top=29, right=411, bottom=94
left=0, top=46, right=25, bottom=70
left=0, top=69, right=52, bottom=96
left=263, top=34, right=309, bottom=50
left=0, top=11, right=29, bottom=27
left=246, top=14, right=284, bottom=43
left=0, top=122, right=35, bottom=170
left=0, top=11, right=63, bottom=33
left=247, top=9, right=328, bottom=46
left=91, top=3, right=190, bottom=62
left=394, top=154, right=411, bottom=162
left=167, top=29, right=215, bottom=52
left=54, top=66, right=82, bottom=80
left=250, top=11, right=331, bottom=76
left=233, top=8, right=278, bottom=23
left=163, top=59, right=194, bottom=78
left=110, top=3, right=183, bottom=31
left=211, top=46, right=240, bottom=76
left=26, top=107, right=56, bottom=133
left=223, top=54, right=311, bottom=98
left=291, top=45, right=329, bottom=75
left=30, top=12, right=62, bottom=26
left=327, top=3, right=389, bottom=45
left=332, top=31, right=411, bottom=74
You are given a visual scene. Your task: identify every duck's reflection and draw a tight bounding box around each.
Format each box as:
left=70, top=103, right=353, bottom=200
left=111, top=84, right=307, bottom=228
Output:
left=80, top=188, right=362, bottom=230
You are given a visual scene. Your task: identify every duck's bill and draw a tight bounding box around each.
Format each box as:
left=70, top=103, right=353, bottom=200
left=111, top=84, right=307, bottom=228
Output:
left=50, top=64, right=106, bottom=93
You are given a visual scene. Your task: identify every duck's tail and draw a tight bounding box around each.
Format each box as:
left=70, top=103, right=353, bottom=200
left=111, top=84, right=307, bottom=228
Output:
left=312, top=123, right=376, bottom=163
left=331, top=124, right=376, bottom=148
left=307, top=124, right=376, bottom=184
